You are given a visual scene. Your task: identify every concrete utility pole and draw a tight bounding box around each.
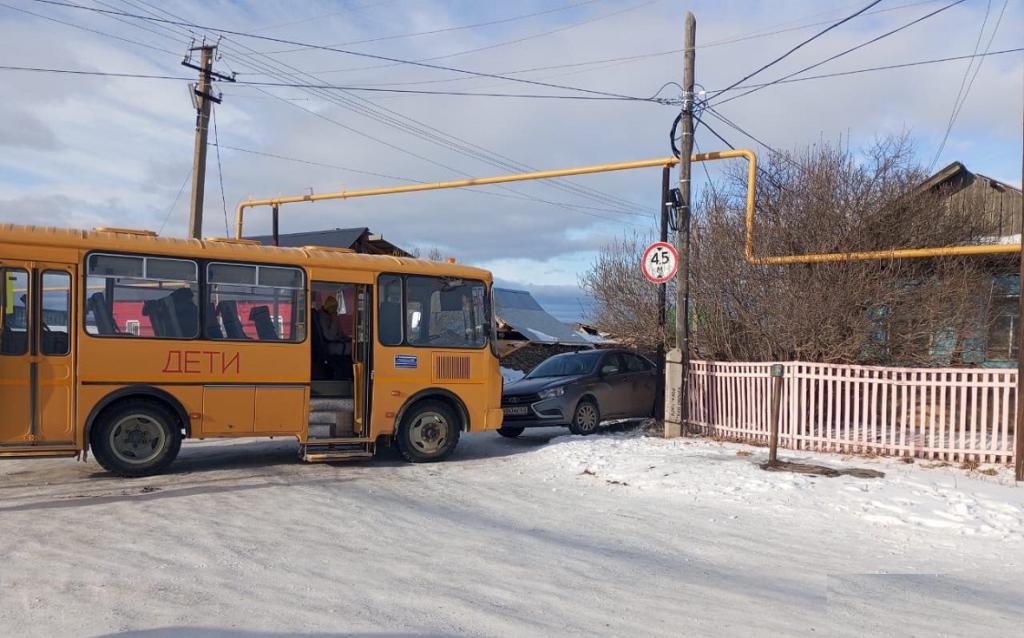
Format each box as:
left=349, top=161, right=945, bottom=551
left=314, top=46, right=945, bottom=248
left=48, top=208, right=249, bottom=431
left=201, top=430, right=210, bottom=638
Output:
left=187, top=44, right=215, bottom=239
left=665, top=12, right=696, bottom=438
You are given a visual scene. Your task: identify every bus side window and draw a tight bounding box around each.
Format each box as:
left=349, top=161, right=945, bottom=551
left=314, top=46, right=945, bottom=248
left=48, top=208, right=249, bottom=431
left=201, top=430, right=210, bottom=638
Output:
left=1, top=269, right=28, bottom=355
left=206, top=263, right=305, bottom=342
left=85, top=254, right=199, bottom=339
left=378, top=274, right=403, bottom=346
left=40, top=271, right=70, bottom=356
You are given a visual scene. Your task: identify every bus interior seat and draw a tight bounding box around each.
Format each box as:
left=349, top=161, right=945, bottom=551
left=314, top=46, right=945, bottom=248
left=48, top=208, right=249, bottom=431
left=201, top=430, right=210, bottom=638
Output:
left=249, top=305, right=278, bottom=340
left=205, top=302, right=224, bottom=339
left=309, top=310, right=331, bottom=378
left=169, top=287, right=198, bottom=338
left=217, top=301, right=247, bottom=339
left=88, top=292, right=119, bottom=335
left=143, top=299, right=171, bottom=337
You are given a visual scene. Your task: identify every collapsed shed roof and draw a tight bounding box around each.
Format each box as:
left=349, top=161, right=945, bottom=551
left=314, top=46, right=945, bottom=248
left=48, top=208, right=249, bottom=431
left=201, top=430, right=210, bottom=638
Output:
left=494, top=287, right=592, bottom=345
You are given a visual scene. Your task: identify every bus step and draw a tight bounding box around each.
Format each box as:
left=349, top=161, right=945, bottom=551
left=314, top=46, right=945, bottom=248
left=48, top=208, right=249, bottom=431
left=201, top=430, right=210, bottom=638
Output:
left=302, top=450, right=373, bottom=463
left=304, top=437, right=372, bottom=445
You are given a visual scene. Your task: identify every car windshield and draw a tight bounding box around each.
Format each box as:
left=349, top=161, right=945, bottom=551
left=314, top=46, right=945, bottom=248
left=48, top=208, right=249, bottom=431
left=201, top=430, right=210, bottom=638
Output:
left=526, top=351, right=601, bottom=378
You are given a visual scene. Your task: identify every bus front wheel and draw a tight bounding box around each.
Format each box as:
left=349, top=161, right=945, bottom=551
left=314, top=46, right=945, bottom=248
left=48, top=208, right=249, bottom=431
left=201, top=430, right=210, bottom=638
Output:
left=396, top=400, right=461, bottom=463
left=90, top=400, right=183, bottom=477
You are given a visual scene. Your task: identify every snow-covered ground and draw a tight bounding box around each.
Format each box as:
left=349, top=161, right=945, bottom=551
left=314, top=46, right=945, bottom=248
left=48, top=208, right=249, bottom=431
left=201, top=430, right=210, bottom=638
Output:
left=1, top=430, right=1022, bottom=637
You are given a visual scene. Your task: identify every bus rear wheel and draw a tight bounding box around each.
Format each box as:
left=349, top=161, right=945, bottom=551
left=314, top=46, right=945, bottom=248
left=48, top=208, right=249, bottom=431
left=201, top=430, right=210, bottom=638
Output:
left=396, top=400, right=460, bottom=463
left=90, top=400, right=182, bottom=477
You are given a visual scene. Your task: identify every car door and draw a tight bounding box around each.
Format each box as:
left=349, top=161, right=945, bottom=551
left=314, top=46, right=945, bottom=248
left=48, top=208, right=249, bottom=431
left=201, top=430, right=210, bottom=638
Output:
left=596, top=352, right=630, bottom=419
left=622, top=353, right=657, bottom=418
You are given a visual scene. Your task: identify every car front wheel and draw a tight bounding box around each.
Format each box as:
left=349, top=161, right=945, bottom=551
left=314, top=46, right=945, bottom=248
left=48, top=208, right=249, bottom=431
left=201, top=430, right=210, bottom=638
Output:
left=497, top=426, right=525, bottom=438
left=568, top=399, right=601, bottom=435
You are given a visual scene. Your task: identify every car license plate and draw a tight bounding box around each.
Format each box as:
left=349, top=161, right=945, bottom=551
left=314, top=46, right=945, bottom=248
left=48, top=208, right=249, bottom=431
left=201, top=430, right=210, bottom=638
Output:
left=503, top=406, right=529, bottom=416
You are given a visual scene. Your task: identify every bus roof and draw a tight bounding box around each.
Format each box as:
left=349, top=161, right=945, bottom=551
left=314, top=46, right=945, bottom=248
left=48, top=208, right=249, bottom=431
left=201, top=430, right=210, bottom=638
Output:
left=0, top=224, right=491, bottom=281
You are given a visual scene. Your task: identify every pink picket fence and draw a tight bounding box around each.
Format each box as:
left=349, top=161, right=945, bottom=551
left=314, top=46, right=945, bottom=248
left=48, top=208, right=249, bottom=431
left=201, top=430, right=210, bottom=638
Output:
left=687, top=361, right=1018, bottom=464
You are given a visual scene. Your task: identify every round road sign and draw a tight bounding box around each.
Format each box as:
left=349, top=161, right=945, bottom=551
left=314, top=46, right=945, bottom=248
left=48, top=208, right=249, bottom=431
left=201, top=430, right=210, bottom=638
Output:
left=641, top=241, right=678, bottom=283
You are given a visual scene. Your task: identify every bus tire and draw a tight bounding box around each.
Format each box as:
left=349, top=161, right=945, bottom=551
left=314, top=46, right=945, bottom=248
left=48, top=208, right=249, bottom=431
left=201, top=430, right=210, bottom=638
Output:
left=395, top=399, right=460, bottom=463
left=90, top=399, right=183, bottom=477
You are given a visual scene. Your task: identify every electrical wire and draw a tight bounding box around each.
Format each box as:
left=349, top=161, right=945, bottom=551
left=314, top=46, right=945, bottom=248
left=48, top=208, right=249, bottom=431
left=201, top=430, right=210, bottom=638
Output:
left=710, top=0, right=969, bottom=107
left=710, top=0, right=883, bottom=100
left=929, top=0, right=1008, bottom=171
left=29, top=0, right=657, bottom=102
left=292, top=0, right=944, bottom=79
left=16, top=0, right=647, bottom=224
left=0, top=1, right=179, bottom=55
left=702, top=47, right=1023, bottom=93
left=249, top=0, right=399, bottom=33
left=263, top=0, right=604, bottom=53
left=158, top=170, right=192, bottom=234
left=212, top=143, right=648, bottom=216
left=0, top=65, right=666, bottom=102
left=212, top=105, right=230, bottom=237
left=286, top=0, right=660, bottom=74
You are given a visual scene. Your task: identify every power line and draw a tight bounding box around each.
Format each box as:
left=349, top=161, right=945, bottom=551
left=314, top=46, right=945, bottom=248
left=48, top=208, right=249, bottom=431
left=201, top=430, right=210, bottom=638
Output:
left=172, top=9, right=655, bottom=216
left=263, top=0, right=604, bottom=53
left=0, top=65, right=668, bottom=101
left=288, top=0, right=660, bottom=74
left=29, top=0, right=657, bottom=102
left=710, top=0, right=883, bottom=99
left=0, top=1, right=179, bottom=55
left=105, top=1, right=652, bottom=221
left=213, top=143, right=648, bottom=216
left=711, top=0, right=968, bottom=107
left=212, top=105, right=230, bottom=237
left=929, top=0, right=1008, bottom=171
left=158, top=170, right=192, bottom=234
left=703, top=47, right=1023, bottom=93
left=31, top=0, right=651, bottom=220
left=704, top=107, right=792, bottom=162
left=249, top=0, right=398, bottom=33
left=290, top=0, right=943, bottom=79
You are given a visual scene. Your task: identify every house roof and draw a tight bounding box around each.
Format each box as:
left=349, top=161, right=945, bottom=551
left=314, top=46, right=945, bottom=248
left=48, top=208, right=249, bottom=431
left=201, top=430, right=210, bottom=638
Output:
left=247, top=227, right=411, bottom=256
left=919, top=161, right=1023, bottom=196
left=494, top=288, right=592, bottom=345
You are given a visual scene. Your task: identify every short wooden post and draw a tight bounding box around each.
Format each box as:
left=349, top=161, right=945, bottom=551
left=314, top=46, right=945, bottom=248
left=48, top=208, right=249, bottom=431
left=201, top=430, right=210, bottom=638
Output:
left=769, top=363, right=784, bottom=466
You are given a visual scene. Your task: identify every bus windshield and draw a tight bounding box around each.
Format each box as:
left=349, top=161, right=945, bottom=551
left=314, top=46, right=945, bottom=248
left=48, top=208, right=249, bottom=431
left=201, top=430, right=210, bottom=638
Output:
left=409, top=277, right=489, bottom=348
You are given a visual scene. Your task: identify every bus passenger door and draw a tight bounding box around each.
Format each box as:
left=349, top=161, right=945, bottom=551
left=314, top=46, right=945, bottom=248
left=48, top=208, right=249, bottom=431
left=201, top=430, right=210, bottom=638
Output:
left=0, top=267, right=33, bottom=445
left=353, top=285, right=372, bottom=432
left=0, top=263, right=76, bottom=449
left=36, top=267, right=75, bottom=444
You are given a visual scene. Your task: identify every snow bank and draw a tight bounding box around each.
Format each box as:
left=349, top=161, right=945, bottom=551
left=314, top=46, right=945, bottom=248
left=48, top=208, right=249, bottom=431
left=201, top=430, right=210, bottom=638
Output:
left=500, top=366, right=525, bottom=382
left=514, top=434, right=1024, bottom=542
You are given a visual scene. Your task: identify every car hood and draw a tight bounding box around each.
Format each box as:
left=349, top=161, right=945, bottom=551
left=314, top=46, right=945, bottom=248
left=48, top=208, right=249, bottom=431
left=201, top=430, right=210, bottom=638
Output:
left=504, top=375, right=585, bottom=396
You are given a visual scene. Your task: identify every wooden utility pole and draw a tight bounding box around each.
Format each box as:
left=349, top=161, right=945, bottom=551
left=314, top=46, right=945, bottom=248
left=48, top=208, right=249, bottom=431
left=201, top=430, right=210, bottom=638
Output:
left=187, top=45, right=215, bottom=239
left=674, top=11, right=696, bottom=434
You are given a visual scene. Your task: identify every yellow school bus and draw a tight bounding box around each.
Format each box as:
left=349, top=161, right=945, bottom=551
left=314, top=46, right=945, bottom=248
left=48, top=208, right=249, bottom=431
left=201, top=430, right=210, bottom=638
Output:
left=0, top=224, right=503, bottom=476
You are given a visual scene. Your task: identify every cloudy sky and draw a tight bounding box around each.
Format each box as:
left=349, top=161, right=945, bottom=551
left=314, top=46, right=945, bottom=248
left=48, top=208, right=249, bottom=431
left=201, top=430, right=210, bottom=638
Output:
left=1, top=0, right=1021, bottom=320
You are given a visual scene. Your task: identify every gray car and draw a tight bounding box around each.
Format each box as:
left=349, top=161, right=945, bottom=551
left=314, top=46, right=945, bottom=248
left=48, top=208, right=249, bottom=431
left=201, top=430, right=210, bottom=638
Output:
left=499, top=349, right=657, bottom=437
